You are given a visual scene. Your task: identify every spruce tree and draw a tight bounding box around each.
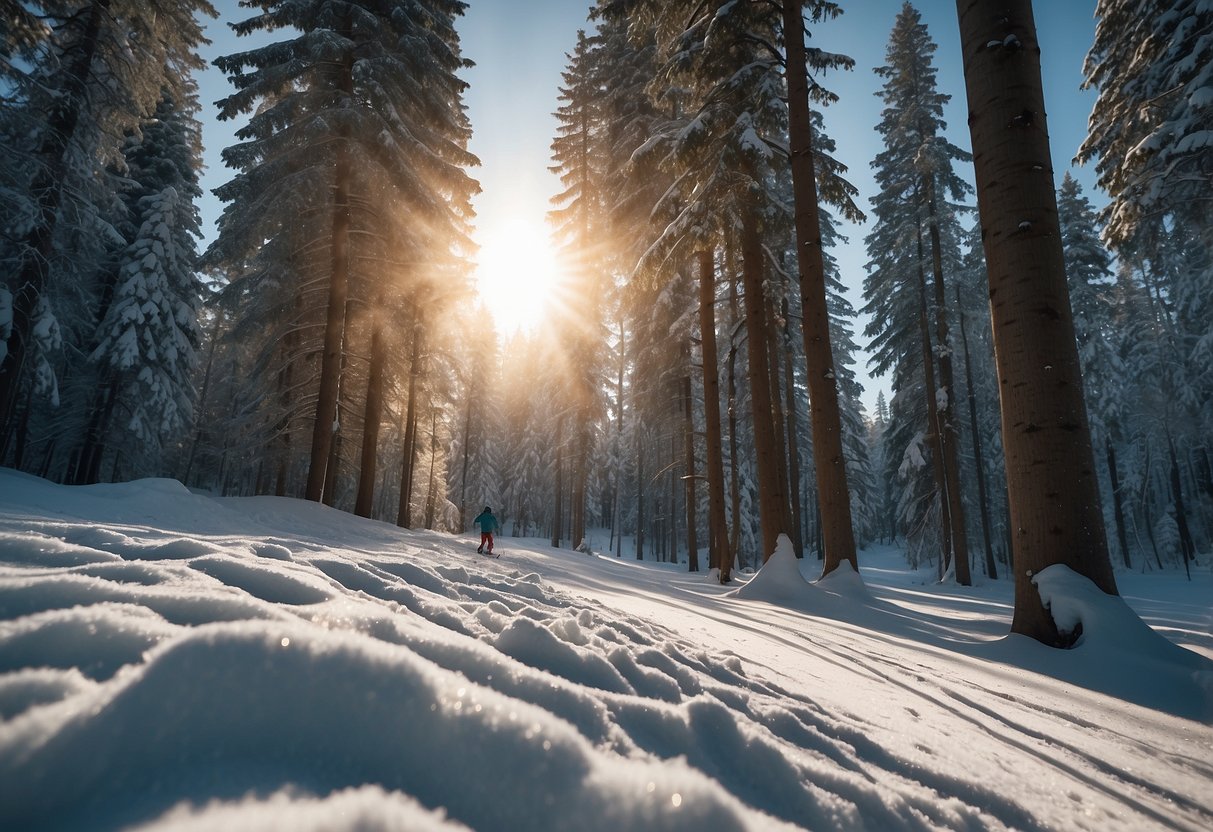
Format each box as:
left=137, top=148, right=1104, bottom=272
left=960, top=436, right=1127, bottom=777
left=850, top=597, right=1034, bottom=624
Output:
left=865, top=3, right=973, bottom=583
left=208, top=0, right=477, bottom=506
left=0, top=0, right=214, bottom=459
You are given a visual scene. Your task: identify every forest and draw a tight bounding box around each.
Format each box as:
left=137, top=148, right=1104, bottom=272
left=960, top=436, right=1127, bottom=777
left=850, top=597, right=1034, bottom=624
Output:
left=0, top=0, right=1208, bottom=647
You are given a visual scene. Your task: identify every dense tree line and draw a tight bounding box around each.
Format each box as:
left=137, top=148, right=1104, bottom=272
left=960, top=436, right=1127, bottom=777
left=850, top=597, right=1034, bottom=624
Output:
left=0, top=1, right=1207, bottom=646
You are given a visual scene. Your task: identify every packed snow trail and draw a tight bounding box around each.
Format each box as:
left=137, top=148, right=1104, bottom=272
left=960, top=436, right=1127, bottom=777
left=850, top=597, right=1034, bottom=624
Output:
left=0, top=470, right=1210, bottom=831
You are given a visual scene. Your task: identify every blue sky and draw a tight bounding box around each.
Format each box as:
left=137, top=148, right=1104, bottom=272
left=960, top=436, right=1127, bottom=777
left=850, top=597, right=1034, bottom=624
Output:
left=197, top=1, right=1103, bottom=412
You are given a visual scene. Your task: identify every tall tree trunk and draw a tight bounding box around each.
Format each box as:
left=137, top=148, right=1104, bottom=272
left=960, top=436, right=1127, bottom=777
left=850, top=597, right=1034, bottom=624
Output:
left=697, top=251, right=730, bottom=579
left=80, top=376, right=120, bottom=485
left=355, top=300, right=388, bottom=517
left=273, top=318, right=297, bottom=498
left=740, top=207, right=789, bottom=560
left=783, top=322, right=805, bottom=557
left=727, top=333, right=742, bottom=573
left=767, top=296, right=791, bottom=539
left=782, top=1, right=858, bottom=576
left=956, top=0, right=1117, bottom=643
left=397, top=321, right=423, bottom=528
left=306, top=34, right=354, bottom=503
left=955, top=285, right=998, bottom=579
left=916, top=230, right=955, bottom=577
left=572, top=420, right=587, bottom=548
left=552, top=414, right=563, bottom=548
left=1105, top=439, right=1131, bottom=569
left=926, top=182, right=972, bottom=585
left=458, top=386, right=474, bottom=530
left=635, top=426, right=645, bottom=560
left=424, top=407, right=439, bottom=530
left=682, top=365, right=700, bottom=571
left=1167, top=431, right=1196, bottom=570
left=182, top=311, right=223, bottom=488
left=614, top=317, right=626, bottom=559
left=0, top=0, right=110, bottom=439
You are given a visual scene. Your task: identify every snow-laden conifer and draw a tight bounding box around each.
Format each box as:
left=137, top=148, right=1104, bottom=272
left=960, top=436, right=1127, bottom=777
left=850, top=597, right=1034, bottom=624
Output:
left=1080, top=0, right=1213, bottom=248
left=0, top=0, right=213, bottom=456
left=863, top=3, right=972, bottom=580
left=207, top=0, right=478, bottom=508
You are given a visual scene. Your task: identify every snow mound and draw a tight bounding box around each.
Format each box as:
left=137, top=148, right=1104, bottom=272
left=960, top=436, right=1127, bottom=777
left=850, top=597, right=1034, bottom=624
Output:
left=732, top=534, right=815, bottom=606
left=1029, top=565, right=1213, bottom=720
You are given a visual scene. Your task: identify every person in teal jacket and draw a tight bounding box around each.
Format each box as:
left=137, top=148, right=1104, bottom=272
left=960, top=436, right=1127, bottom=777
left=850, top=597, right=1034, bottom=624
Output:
left=473, top=506, right=498, bottom=554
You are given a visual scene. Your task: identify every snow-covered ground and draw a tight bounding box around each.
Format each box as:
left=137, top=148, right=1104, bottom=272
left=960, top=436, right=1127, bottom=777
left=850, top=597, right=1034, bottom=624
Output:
left=1, top=469, right=1210, bottom=831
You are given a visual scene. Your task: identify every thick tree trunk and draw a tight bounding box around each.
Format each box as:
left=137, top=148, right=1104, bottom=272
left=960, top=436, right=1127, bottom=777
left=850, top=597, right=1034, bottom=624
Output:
left=782, top=2, right=858, bottom=576
left=740, top=207, right=789, bottom=560
left=0, top=0, right=110, bottom=440
left=355, top=302, right=388, bottom=517
left=956, top=0, right=1117, bottom=643
left=697, top=251, right=730, bottom=579
left=926, top=183, right=972, bottom=585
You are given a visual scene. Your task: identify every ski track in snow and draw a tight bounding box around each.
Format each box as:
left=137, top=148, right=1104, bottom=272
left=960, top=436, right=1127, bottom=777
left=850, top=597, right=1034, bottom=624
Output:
left=0, top=471, right=1210, bottom=831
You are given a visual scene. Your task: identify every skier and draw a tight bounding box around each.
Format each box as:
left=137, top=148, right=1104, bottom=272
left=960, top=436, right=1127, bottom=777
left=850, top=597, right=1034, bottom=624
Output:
left=473, top=506, right=499, bottom=555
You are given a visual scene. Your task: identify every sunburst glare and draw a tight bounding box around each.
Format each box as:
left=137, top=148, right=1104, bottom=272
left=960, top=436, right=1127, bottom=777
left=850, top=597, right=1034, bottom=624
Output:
left=473, top=219, right=562, bottom=334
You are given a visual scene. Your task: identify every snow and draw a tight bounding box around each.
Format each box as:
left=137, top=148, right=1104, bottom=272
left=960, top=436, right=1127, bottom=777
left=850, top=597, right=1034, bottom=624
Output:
left=1, top=469, right=1211, bottom=831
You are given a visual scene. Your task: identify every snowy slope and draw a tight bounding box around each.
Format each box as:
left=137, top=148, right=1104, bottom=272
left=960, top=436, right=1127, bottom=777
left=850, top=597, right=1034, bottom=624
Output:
left=0, top=469, right=1210, bottom=831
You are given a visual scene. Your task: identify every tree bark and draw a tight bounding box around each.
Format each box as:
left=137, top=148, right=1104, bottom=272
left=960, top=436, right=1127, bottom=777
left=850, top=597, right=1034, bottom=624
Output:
left=306, top=29, right=354, bottom=503
left=916, top=230, right=955, bottom=578
left=956, top=0, right=1117, bottom=643
left=552, top=413, right=563, bottom=548
left=697, top=251, right=730, bottom=579
left=1105, top=439, right=1131, bottom=569
left=782, top=1, right=858, bottom=576
left=926, top=182, right=971, bottom=585
left=397, top=320, right=423, bottom=528
left=635, top=425, right=645, bottom=560
left=955, top=285, right=998, bottom=579
left=682, top=365, right=699, bottom=571
left=740, top=207, right=789, bottom=560
left=782, top=317, right=805, bottom=557
left=355, top=300, right=388, bottom=517
left=424, top=407, right=439, bottom=529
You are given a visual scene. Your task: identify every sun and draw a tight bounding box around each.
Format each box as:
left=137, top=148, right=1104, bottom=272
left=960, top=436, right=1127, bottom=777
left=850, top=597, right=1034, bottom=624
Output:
left=473, top=219, right=562, bottom=334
